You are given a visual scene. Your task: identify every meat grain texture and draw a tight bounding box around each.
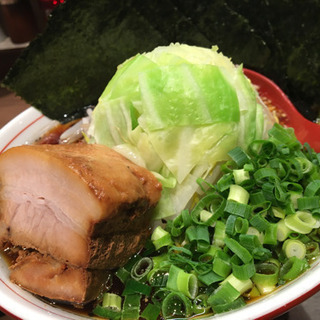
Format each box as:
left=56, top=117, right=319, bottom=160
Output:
left=0, top=143, right=162, bottom=304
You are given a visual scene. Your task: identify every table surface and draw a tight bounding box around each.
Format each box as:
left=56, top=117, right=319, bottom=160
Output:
left=1, top=88, right=320, bottom=319
left=0, top=88, right=29, bottom=129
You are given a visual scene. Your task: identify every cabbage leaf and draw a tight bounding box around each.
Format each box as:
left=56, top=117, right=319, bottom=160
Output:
left=89, top=44, right=269, bottom=219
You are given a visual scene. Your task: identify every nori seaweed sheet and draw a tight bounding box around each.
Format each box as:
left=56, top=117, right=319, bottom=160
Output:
left=2, top=0, right=320, bottom=121
left=2, top=0, right=167, bottom=120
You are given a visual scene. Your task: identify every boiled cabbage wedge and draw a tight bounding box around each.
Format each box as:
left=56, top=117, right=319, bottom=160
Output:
left=88, top=44, right=271, bottom=219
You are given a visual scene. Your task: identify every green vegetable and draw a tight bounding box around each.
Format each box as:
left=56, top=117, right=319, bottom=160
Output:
left=140, top=303, right=160, bottom=320
left=252, top=261, right=280, bottom=294
left=161, top=291, right=193, bottom=318
left=93, top=293, right=122, bottom=319
left=131, top=257, right=153, bottom=282
left=121, top=294, right=141, bottom=320
left=92, top=123, right=320, bottom=319
left=89, top=43, right=268, bottom=219
left=166, top=265, right=198, bottom=299
left=151, top=226, right=173, bottom=250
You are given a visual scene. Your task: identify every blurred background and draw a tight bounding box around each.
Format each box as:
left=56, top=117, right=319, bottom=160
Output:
left=0, top=1, right=320, bottom=319
left=0, top=0, right=64, bottom=75
left=0, top=0, right=64, bottom=128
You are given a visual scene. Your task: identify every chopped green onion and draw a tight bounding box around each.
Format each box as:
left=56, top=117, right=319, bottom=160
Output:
left=222, top=273, right=253, bottom=294
left=305, top=180, right=320, bottom=196
left=102, top=293, right=122, bottom=311
left=281, top=181, right=304, bottom=193
left=235, top=217, right=249, bottom=234
left=186, top=225, right=210, bottom=245
left=93, top=305, right=121, bottom=320
left=296, top=157, right=314, bottom=174
left=200, top=209, right=213, bottom=223
left=168, top=209, right=193, bottom=236
left=116, top=268, right=131, bottom=284
left=192, top=294, right=210, bottom=315
left=246, top=227, right=264, bottom=244
left=254, top=167, right=279, bottom=185
left=224, top=200, right=252, bottom=219
left=279, top=256, right=308, bottom=281
left=269, top=158, right=289, bottom=179
left=263, top=223, right=278, bottom=245
left=198, top=245, right=220, bottom=263
left=224, top=237, right=252, bottom=264
left=289, top=192, right=303, bottom=209
left=122, top=279, right=152, bottom=296
left=198, top=271, right=224, bottom=286
left=161, top=291, right=193, bottom=319
left=288, top=158, right=304, bottom=181
left=225, top=215, right=237, bottom=236
left=226, top=215, right=249, bottom=236
left=213, top=221, right=226, bottom=247
left=124, top=254, right=143, bottom=272
left=272, top=207, right=286, bottom=219
left=220, top=161, right=237, bottom=174
left=268, top=123, right=300, bottom=149
left=211, top=296, right=246, bottom=314
left=228, top=146, right=250, bottom=167
left=285, top=211, right=317, bottom=234
left=277, top=220, right=291, bottom=242
left=228, top=184, right=250, bottom=204
left=244, top=163, right=254, bottom=172
left=297, top=196, right=320, bottom=211
left=93, top=293, right=122, bottom=320
left=248, top=140, right=277, bottom=159
left=239, top=234, right=262, bottom=252
left=166, top=265, right=198, bottom=299
left=151, top=288, right=170, bottom=307
left=207, top=281, right=240, bottom=307
left=283, top=239, right=306, bottom=259
left=233, top=168, right=250, bottom=184
left=212, top=256, right=232, bottom=278
left=252, top=262, right=279, bottom=294
left=252, top=202, right=271, bottom=216
left=141, top=303, right=161, bottom=320
left=252, top=247, right=272, bottom=261
left=186, top=225, right=210, bottom=252
left=231, top=259, right=256, bottom=280
left=305, top=241, right=320, bottom=259
left=151, top=226, right=173, bottom=250
left=150, top=254, right=169, bottom=271
left=168, top=246, right=192, bottom=258
left=244, top=286, right=261, bottom=299
left=148, top=270, right=168, bottom=287
left=250, top=214, right=269, bottom=232
left=250, top=191, right=266, bottom=205
left=274, top=180, right=289, bottom=203
left=191, top=193, right=226, bottom=224
left=216, top=173, right=234, bottom=192
left=121, top=294, right=141, bottom=320
left=131, top=257, right=153, bottom=282
left=151, top=171, right=177, bottom=189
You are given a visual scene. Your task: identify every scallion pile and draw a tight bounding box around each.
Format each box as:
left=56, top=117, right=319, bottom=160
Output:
left=93, top=123, right=320, bottom=319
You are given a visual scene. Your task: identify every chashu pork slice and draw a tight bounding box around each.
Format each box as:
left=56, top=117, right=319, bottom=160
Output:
left=10, top=250, right=109, bottom=304
left=0, top=143, right=162, bottom=269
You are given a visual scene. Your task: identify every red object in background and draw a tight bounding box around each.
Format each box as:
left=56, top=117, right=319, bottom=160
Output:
left=39, top=0, right=64, bottom=10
